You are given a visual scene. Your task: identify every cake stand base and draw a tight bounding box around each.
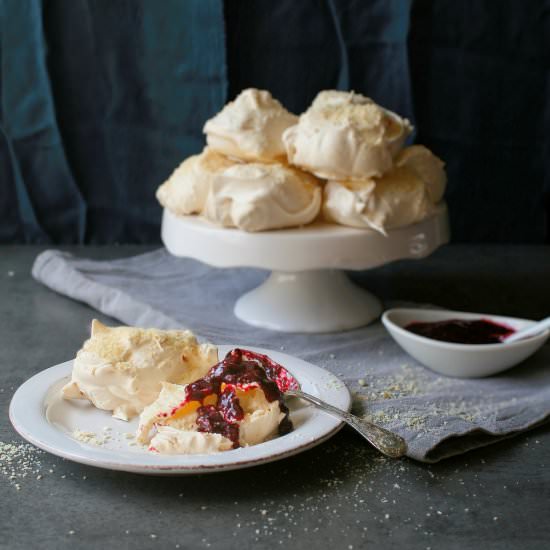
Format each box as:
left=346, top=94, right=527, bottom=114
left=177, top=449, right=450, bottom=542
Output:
left=161, top=203, right=449, bottom=333
left=234, top=270, right=382, bottom=333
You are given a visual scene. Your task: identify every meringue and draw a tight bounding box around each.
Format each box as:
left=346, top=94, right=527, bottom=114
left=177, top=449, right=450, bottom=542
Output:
left=283, top=90, right=413, bottom=180
left=204, top=88, right=298, bottom=163
left=150, top=426, right=234, bottom=455
left=202, top=162, right=322, bottom=232
left=62, top=320, right=218, bottom=420
left=323, top=165, right=438, bottom=235
left=395, top=145, right=447, bottom=203
left=156, top=147, right=239, bottom=216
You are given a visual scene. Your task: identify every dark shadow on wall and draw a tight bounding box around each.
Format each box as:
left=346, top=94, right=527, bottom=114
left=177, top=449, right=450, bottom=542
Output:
left=408, top=0, right=549, bottom=243
left=1, top=0, right=548, bottom=243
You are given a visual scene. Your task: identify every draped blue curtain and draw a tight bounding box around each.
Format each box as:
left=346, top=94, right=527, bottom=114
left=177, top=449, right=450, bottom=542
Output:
left=1, top=0, right=548, bottom=244
left=0, top=0, right=226, bottom=243
left=225, top=0, right=414, bottom=119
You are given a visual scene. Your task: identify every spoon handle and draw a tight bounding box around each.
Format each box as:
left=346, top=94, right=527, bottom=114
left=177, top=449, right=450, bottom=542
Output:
left=505, top=316, right=550, bottom=343
left=286, top=389, right=407, bottom=458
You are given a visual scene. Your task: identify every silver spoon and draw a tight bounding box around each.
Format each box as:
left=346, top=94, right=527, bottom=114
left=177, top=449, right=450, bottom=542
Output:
left=285, top=389, right=407, bottom=458
left=503, top=316, right=550, bottom=343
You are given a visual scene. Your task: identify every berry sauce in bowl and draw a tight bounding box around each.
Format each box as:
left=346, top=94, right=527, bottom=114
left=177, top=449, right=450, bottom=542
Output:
left=382, top=308, right=549, bottom=378
left=404, top=319, right=515, bottom=345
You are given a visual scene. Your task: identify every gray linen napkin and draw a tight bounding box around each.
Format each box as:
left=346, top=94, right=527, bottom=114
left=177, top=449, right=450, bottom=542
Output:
left=32, top=249, right=550, bottom=463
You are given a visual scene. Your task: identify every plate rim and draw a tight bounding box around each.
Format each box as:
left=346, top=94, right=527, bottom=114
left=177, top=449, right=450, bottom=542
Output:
left=9, top=346, right=351, bottom=475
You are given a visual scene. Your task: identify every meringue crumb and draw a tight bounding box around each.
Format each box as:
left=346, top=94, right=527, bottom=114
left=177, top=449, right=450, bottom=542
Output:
left=0, top=442, right=45, bottom=489
left=73, top=429, right=104, bottom=446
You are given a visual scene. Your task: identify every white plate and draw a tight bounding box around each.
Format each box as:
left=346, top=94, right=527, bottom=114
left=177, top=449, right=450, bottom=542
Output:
left=9, top=346, right=351, bottom=475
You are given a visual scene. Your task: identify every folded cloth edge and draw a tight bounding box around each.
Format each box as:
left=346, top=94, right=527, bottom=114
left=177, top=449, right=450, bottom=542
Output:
left=32, top=250, right=181, bottom=331
left=422, top=414, right=550, bottom=463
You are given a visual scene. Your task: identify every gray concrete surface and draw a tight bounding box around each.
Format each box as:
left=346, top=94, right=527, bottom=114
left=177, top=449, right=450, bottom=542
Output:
left=1, top=245, right=549, bottom=550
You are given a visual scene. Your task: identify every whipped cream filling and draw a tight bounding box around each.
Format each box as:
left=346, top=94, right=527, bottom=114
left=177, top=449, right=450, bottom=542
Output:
left=137, top=382, right=193, bottom=443
left=202, top=162, right=322, bottom=232
left=156, top=148, right=239, bottom=216
left=284, top=90, right=413, bottom=180
left=62, top=320, right=218, bottom=421
left=204, top=88, right=298, bottom=162
left=137, top=382, right=285, bottom=454
left=236, top=388, right=284, bottom=446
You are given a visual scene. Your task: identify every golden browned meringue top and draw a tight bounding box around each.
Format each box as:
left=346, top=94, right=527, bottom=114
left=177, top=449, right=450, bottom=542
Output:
left=204, top=88, right=298, bottom=163
left=156, top=147, right=240, bottom=216
left=62, top=320, right=218, bottom=420
left=284, top=90, right=413, bottom=180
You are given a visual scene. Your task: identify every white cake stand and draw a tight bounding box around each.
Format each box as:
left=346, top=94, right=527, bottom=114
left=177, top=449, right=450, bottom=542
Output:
left=161, top=203, right=450, bottom=333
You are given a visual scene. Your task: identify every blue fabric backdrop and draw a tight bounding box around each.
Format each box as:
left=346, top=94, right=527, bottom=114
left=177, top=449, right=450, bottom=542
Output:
left=0, top=0, right=549, bottom=244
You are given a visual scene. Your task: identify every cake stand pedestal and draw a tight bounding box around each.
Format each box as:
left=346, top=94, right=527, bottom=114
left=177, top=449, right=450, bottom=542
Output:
left=161, top=204, right=450, bottom=333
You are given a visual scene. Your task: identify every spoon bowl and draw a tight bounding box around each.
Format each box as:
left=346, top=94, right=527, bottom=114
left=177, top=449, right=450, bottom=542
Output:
left=382, top=308, right=550, bottom=378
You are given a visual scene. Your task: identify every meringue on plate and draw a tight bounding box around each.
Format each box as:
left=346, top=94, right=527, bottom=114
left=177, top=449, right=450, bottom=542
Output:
left=62, top=320, right=218, bottom=420
left=323, top=147, right=446, bottom=235
left=137, top=348, right=296, bottom=454
left=283, top=90, right=413, bottom=181
left=156, top=148, right=240, bottom=216
left=203, top=88, right=298, bottom=163
left=202, top=162, right=322, bottom=232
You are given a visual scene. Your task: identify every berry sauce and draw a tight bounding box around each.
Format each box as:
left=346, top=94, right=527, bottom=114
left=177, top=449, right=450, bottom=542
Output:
left=165, top=348, right=298, bottom=448
left=405, top=319, right=515, bottom=345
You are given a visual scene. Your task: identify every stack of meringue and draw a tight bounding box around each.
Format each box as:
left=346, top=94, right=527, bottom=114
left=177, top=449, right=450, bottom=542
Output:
left=157, top=88, right=446, bottom=234
left=283, top=90, right=447, bottom=234
left=157, top=88, right=322, bottom=232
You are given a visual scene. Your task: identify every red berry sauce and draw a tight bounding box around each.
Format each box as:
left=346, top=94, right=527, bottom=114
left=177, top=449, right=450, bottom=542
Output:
left=405, top=319, right=515, bottom=345
left=163, top=348, right=298, bottom=448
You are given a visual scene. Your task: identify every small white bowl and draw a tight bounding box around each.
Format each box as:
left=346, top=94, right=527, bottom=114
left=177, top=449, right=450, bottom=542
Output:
left=382, top=308, right=550, bottom=378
